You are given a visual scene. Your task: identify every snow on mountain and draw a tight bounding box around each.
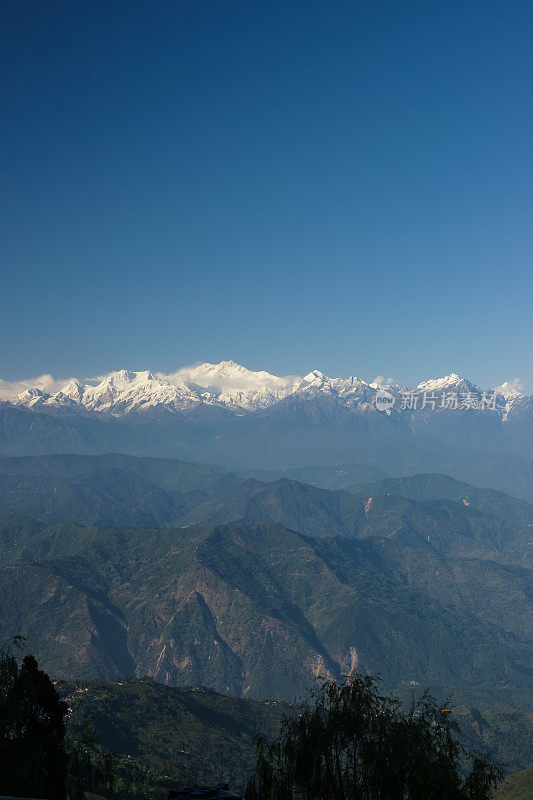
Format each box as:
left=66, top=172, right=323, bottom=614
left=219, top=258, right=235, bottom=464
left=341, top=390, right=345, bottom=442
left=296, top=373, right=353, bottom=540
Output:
left=11, top=362, right=299, bottom=415
left=55, top=378, right=85, bottom=404
left=15, top=388, right=50, bottom=408
left=415, top=373, right=481, bottom=394
left=7, top=363, right=530, bottom=418
left=11, top=370, right=200, bottom=416
left=295, top=371, right=376, bottom=408
left=296, top=370, right=334, bottom=391
left=0, top=374, right=71, bottom=402
left=167, top=360, right=300, bottom=411
left=81, top=370, right=201, bottom=414
left=493, top=378, right=524, bottom=399
left=489, top=379, right=525, bottom=420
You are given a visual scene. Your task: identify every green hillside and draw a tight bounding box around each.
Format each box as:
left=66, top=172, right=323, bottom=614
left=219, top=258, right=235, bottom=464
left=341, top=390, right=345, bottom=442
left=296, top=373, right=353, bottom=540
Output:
left=0, top=455, right=530, bottom=792
left=60, top=677, right=286, bottom=793
left=240, top=462, right=389, bottom=489
left=349, top=473, right=533, bottom=524
left=0, top=455, right=530, bottom=566
left=0, top=515, right=529, bottom=700
left=59, top=679, right=532, bottom=795
left=0, top=453, right=241, bottom=528
left=493, top=766, right=533, bottom=800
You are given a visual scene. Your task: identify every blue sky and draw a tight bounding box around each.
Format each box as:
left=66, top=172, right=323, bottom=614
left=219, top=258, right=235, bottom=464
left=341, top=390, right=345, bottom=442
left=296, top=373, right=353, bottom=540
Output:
left=2, top=1, right=532, bottom=390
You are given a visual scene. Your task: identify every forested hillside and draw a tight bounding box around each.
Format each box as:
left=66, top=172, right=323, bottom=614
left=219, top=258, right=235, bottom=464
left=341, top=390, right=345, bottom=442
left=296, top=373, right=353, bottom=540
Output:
left=59, top=679, right=532, bottom=795
left=0, top=515, right=529, bottom=699
left=0, top=454, right=530, bottom=794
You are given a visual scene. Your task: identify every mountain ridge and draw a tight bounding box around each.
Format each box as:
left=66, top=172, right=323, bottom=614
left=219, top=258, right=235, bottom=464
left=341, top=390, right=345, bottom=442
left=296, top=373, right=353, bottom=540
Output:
left=3, top=361, right=529, bottom=416
left=2, top=361, right=533, bottom=502
left=0, top=454, right=530, bottom=566
left=0, top=515, right=529, bottom=700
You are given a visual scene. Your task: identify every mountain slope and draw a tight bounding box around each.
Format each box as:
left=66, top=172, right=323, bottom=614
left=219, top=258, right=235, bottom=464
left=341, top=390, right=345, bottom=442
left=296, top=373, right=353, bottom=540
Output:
left=240, top=463, right=389, bottom=488
left=0, top=453, right=241, bottom=527
left=58, top=678, right=533, bottom=793
left=0, top=454, right=530, bottom=565
left=0, top=517, right=529, bottom=700
left=192, top=479, right=531, bottom=564
left=0, top=402, right=161, bottom=457
left=60, top=677, right=286, bottom=791
left=348, top=473, right=533, bottom=523
left=493, top=766, right=533, bottom=800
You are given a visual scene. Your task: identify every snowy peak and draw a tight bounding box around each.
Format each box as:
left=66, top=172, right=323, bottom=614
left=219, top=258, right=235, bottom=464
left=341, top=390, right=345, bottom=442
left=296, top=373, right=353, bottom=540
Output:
left=6, top=362, right=530, bottom=418
left=93, top=369, right=158, bottom=390
left=9, top=361, right=299, bottom=415
left=491, top=379, right=526, bottom=420
left=189, top=360, right=249, bottom=378
left=493, top=378, right=524, bottom=399
left=56, top=379, right=85, bottom=402
left=81, top=370, right=199, bottom=414
left=415, top=373, right=480, bottom=394
left=173, top=361, right=299, bottom=411
left=298, top=370, right=329, bottom=389
left=177, top=360, right=294, bottom=388
left=15, top=387, right=50, bottom=408
left=295, top=371, right=375, bottom=408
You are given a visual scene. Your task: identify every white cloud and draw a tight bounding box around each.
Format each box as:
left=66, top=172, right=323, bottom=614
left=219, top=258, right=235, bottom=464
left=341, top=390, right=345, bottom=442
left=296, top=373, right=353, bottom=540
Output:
left=371, top=375, right=394, bottom=387
left=157, top=365, right=201, bottom=387
left=493, top=378, right=524, bottom=398
left=159, top=361, right=300, bottom=393
left=0, top=374, right=75, bottom=401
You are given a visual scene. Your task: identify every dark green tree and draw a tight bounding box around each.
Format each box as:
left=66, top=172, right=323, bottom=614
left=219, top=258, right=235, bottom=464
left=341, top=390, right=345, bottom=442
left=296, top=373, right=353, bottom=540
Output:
left=0, top=642, right=68, bottom=799
left=66, top=721, right=117, bottom=800
left=246, top=674, right=503, bottom=800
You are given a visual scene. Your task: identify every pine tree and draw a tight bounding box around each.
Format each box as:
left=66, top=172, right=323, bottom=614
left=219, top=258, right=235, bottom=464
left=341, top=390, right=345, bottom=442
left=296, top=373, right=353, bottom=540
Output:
left=0, top=643, right=68, bottom=800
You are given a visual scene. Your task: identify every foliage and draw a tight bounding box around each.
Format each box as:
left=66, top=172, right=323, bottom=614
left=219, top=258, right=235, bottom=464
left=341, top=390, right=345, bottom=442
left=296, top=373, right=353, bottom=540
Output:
left=0, top=637, right=68, bottom=799
left=246, top=675, right=504, bottom=800
left=0, top=513, right=529, bottom=701
left=60, top=677, right=286, bottom=795
left=66, top=722, right=115, bottom=800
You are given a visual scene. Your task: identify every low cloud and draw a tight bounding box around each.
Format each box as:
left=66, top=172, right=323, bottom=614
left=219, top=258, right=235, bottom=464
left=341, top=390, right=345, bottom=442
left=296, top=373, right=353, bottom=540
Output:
left=0, top=374, right=75, bottom=401
left=494, top=378, right=524, bottom=397
left=371, top=375, right=394, bottom=387
left=159, top=362, right=300, bottom=393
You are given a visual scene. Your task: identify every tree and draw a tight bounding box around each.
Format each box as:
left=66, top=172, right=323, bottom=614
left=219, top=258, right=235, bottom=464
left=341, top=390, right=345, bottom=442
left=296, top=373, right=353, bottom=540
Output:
left=0, top=639, right=68, bottom=800
left=246, top=674, right=503, bottom=800
left=66, top=721, right=116, bottom=800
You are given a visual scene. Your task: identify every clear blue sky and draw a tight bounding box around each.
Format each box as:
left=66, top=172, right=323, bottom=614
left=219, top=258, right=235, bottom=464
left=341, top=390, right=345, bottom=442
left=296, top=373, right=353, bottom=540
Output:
left=2, top=1, right=532, bottom=389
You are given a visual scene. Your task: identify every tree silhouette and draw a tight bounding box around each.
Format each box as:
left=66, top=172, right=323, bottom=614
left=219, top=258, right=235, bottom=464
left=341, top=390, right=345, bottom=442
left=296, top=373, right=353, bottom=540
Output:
left=0, top=640, right=68, bottom=800
left=246, top=674, right=503, bottom=800
left=66, top=721, right=116, bottom=800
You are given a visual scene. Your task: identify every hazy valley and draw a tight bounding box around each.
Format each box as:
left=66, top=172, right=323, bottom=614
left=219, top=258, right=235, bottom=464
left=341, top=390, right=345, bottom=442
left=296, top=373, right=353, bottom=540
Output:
left=1, top=366, right=531, bottom=793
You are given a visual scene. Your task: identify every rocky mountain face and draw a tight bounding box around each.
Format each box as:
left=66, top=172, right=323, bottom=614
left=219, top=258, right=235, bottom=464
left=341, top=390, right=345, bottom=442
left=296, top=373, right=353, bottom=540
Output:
left=0, top=516, right=529, bottom=700
left=0, top=455, right=530, bottom=703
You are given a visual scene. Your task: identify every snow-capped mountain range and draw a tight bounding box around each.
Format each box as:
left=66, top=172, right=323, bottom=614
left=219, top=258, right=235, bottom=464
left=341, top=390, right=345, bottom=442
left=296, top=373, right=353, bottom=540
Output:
left=1, top=361, right=528, bottom=418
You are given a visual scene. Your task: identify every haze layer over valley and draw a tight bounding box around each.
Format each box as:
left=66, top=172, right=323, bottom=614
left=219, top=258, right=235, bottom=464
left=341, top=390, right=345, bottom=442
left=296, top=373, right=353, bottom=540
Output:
left=2, top=361, right=533, bottom=501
